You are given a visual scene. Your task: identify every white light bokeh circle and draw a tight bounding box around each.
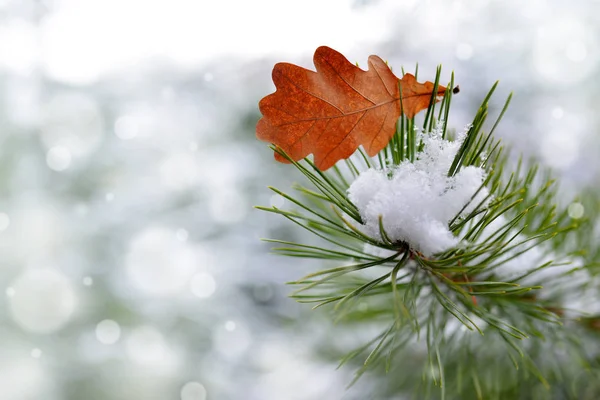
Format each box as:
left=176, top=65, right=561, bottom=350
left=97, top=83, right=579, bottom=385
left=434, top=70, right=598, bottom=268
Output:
left=551, top=107, right=564, bottom=119
left=456, top=43, right=473, bottom=60
left=568, top=202, right=585, bottom=219
left=209, top=189, right=247, bottom=224
left=8, top=269, right=77, bottom=334
left=75, top=203, right=89, bottom=216
left=46, top=146, right=72, bottom=171
left=269, top=194, right=285, bottom=209
left=125, top=326, right=180, bottom=372
left=125, top=227, right=197, bottom=296
left=126, top=326, right=165, bottom=364
left=96, top=320, right=121, bottom=345
left=175, top=229, right=189, bottom=242
left=190, top=273, right=216, bottom=298
left=159, top=153, right=200, bottom=191
left=541, top=131, right=579, bottom=169
left=114, top=116, right=139, bottom=140
left=224, top=321, right=236, bottom=332
left=181, top=382, right=207, bottom=400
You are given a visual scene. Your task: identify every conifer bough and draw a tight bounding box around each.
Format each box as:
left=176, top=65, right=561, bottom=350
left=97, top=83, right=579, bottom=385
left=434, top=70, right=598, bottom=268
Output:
left=256, top=47, right=600, bottom=399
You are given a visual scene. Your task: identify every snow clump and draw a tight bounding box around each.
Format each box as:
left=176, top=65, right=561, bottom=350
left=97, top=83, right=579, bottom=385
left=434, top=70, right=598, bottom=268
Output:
left=348, top=129, right=488, bottom=256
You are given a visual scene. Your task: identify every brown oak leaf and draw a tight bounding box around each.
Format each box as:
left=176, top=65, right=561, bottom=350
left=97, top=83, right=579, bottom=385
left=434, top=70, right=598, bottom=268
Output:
left=256, top=46, right=451, bottom=170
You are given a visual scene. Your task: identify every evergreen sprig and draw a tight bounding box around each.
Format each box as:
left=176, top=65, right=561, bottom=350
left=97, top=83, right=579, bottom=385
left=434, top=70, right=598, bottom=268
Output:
left=257, top=66, right=599, bottom=398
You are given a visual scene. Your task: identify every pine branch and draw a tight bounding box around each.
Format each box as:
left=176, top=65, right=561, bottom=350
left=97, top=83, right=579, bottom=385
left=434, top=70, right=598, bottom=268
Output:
left=257, top=65, right=600, bottom=398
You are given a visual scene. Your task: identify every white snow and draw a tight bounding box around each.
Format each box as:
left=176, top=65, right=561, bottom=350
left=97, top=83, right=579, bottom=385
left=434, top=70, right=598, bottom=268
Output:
left=348, top=128, right=488, bottom=256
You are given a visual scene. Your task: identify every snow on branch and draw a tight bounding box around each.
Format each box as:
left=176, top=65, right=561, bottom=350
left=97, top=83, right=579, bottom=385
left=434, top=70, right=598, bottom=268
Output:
left=348, top=128, right=489, bottom=256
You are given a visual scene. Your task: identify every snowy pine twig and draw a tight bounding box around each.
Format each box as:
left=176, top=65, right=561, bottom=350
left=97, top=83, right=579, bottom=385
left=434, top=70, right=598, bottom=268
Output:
left=257, top=66, right=600, bottom=398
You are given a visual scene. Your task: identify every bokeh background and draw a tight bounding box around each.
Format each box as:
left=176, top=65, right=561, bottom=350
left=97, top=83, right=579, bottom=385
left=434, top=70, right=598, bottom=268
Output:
left=0, top=0, right=599, bottom=399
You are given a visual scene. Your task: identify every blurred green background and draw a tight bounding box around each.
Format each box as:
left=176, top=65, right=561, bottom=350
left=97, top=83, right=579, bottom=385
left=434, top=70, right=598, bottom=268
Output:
left=0, top=0, right=599, bottom=399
